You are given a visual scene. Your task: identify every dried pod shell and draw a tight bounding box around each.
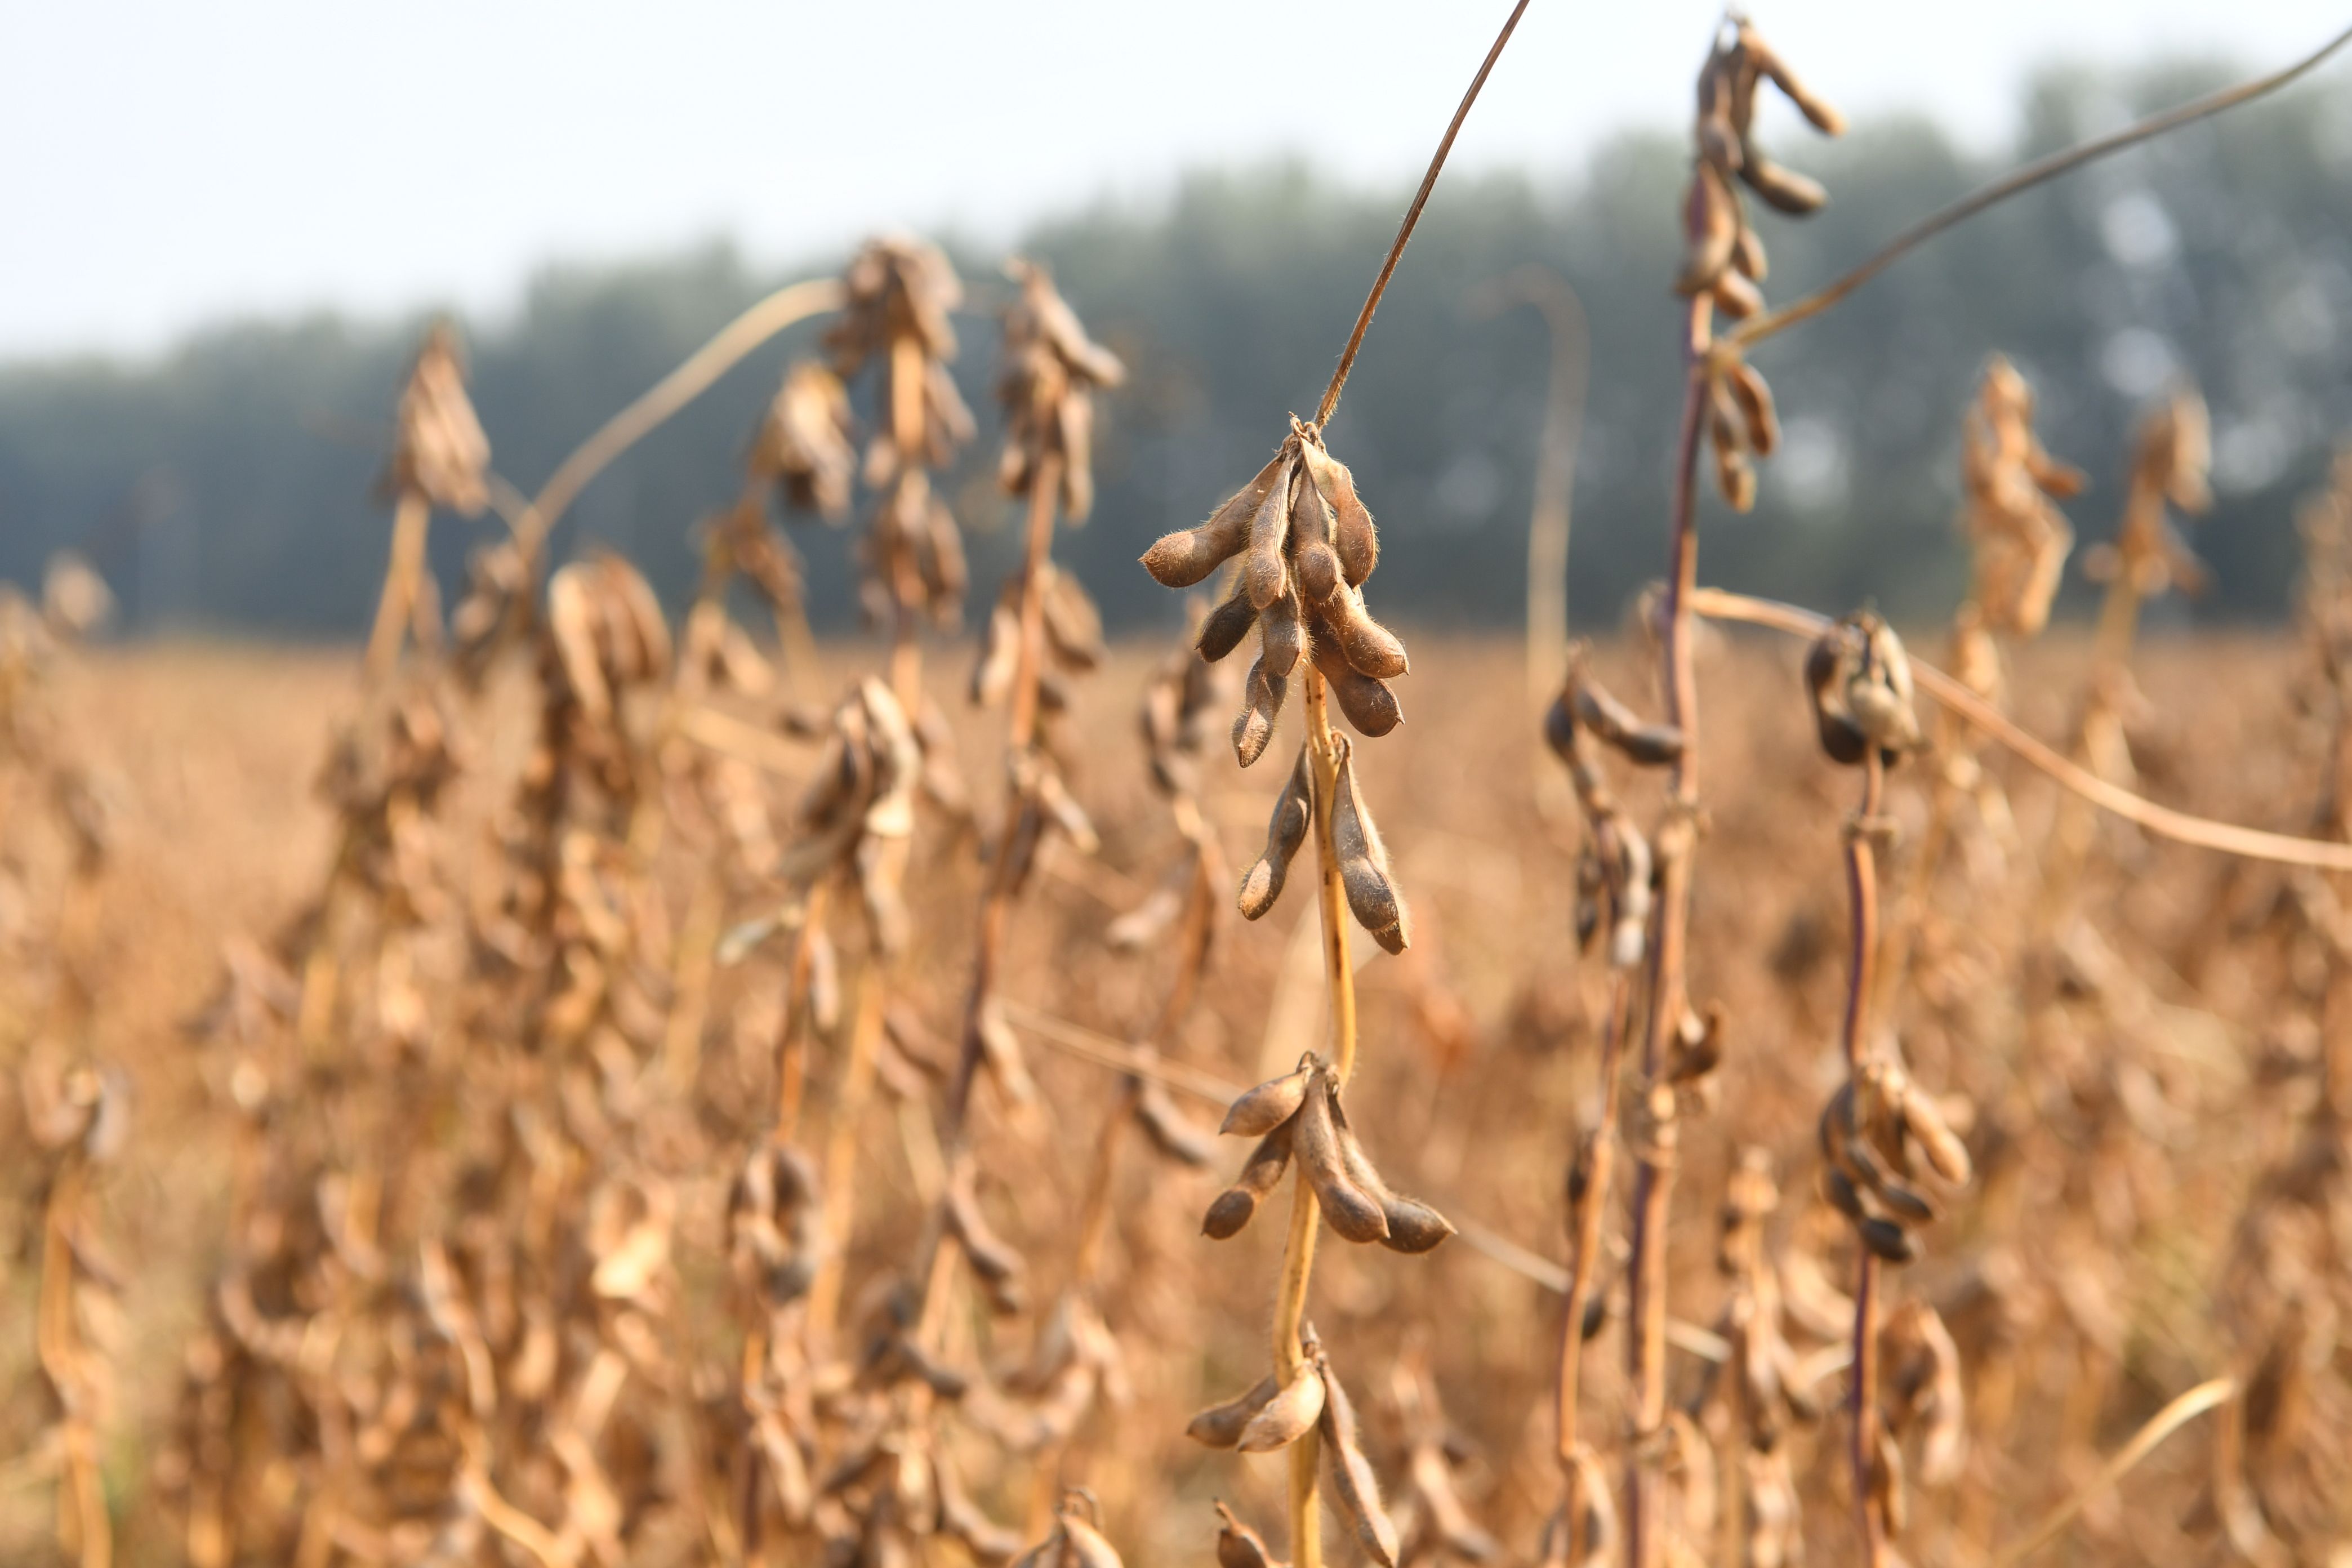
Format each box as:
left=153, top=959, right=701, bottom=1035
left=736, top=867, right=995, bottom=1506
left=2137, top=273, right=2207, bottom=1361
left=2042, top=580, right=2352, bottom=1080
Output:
left=1332, top=1105, right=1454, bottom=1255
left=1144, top=447, right=1290, bottom=587
left=1298, top=436, right=1379, bottom=586
left=1297, top=1073, right=1390, bottom=1244
left=972, top=602, right=1020, bottom=706
left=947, top=1168, right=1027, bottom=1312
left=1244, top=453, right=1299, bottom=609
left=1135, top=1083, right=1219, bottom=1168
left=1897, top=1083, right=1972, bottom=1186
left=1204, top=1120, right=1295, bottom=1239
left=1237, top=1364, right=1327, bottom=1453
left=1331, top=738, right=1410, bottom=952
left=1239, top=746, right=1315, bottom=920
left=1060, top=1509, right=1126, bottom=1568
left=1214, top=1502, right=1285, bottom=1568
left=1311, top=579, right=1407, bottom=680
left=1676, top=161, right=1740, bottom=296
left=1291, top=465, right=1345, bottom=604
left=1232, top=654, right=1288, bottom=768
left=1187, top=1374, right=1281, bottom=1449
left=1738, top=152, right=1828, bottom=215
left=1197, top=581, right=1259, bottom=663
left=1316, top=1352, right=1401, bottom=1567
left=1259, top=585, right=1306, bottom=680
left=1312, top=631, right=1405, bottom=738
left=1726, top=359, right=1781, bottom=457
left=1859, top=1216, right=1920, bottom=1264
left=1223, top=1060, right=1316, bottom=1138
left=1572, top=678, right=1683, bottom=766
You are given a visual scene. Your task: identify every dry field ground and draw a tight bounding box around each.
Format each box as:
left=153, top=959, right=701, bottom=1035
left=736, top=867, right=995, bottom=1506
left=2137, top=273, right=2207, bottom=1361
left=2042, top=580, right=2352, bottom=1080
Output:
left=3, top=626, right=2332, bottom=1565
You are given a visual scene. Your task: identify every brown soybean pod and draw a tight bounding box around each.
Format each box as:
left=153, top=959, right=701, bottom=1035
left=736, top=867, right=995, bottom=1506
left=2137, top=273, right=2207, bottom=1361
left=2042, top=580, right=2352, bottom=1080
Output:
left=1202, top=1117, right=1297, bottom=1239
left=1142, top=446, right=1289, bottom=587
left=1186, top=1374, right=1281, bottom=1448
left=1295, top=1073, right=1389, bottom=1244
left=1316, top=1350, right=1401, bottom=1567
left=1243, top=451, right=1298, bottom=610
left=1299, top=437, right=1379, bottom=586
left=1239, top=745, right=1315, bottom=920
left=1222, top=1060, right=1315, bottom=1138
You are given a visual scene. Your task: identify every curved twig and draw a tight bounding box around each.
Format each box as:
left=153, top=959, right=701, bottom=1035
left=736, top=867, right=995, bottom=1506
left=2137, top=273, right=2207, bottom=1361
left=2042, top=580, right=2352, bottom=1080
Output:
left=1314, top=0, right=1534, bottom=429
left=1691, top=587, right=2352, bottom=872
left=1729, top=22, right=2352, bottom=350
left=514, top=277, right=846, bottom=559
left=1989, top=1377, right=2237, bottom=1567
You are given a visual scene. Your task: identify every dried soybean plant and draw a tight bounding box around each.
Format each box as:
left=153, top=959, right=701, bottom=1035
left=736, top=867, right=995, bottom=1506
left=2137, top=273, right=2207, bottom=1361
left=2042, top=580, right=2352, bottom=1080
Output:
left=1013, top=602, right=1241, bottom=1502
left=791, top=235, right=979, bottom=1350
left=1581, top=21, right=1847, bottom=1568
left=1802, top=610, right=1972, bottom=1567
left=2203, top=444, right=2352, bottom=1558
left=1148, top=7, right=1536, bottom=1562
left=1537, top=643, right=1674, bottom=1568
left=1883, top=357, right=2084, bottom=995
left=164, top=328, right=488, bottom=1563
left=2, top=559, right=123, bottom=1568
left=368, top=322, right=493, bottom=685
left=837, top=260, right=1130, bottom=1559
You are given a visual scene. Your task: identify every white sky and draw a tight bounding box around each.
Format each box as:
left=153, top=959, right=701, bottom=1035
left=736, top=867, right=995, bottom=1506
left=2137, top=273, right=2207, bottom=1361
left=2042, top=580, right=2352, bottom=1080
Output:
left=3, top=1, right=2345, bottom=363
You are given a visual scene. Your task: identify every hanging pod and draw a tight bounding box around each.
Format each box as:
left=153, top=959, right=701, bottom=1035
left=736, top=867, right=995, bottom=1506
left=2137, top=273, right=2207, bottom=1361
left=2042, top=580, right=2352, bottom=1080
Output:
left=1314, top=1347, right=1401, bottom=1567
left=1238, top=746, right=1315, bottom=920
left=1202, top=1119, right=1295, bottom=1240
left=1294, top=1068, right=1391, bottom=1244
left=1330, top=737, right=1411, bottom=953
left=1142, top=443, right=1293, bottom=588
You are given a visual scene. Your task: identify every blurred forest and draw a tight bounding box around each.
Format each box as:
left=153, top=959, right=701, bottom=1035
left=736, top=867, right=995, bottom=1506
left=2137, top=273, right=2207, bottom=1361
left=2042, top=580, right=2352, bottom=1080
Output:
left=3, top=56, right=2348, bottom=639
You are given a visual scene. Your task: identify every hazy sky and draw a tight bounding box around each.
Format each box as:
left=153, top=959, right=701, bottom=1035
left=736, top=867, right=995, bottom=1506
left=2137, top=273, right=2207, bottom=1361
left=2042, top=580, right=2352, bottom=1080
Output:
left=5, top=1, right=2346, bottom=362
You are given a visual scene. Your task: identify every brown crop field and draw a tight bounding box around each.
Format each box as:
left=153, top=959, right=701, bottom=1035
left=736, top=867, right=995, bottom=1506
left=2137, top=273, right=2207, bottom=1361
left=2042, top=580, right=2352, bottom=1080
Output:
left=8, top=11, right=2352, bottom=1568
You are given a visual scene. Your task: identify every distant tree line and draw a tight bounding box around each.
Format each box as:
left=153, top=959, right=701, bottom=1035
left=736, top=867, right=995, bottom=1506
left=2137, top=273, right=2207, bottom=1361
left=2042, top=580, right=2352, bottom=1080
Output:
left=3, top=56, right=2348, bottom=641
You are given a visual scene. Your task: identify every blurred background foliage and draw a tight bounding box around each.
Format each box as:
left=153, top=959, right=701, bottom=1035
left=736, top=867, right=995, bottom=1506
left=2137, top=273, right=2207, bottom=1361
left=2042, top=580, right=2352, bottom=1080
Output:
left=3, top=57, right=2348, bottom=639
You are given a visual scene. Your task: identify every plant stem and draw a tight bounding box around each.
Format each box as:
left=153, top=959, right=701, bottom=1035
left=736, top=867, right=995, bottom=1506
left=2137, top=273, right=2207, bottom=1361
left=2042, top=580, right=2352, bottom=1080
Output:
left=364, top=488, right=431, bottom=685
left=1558, top=968, right=1630, bottom=1555
left=1842, top=750, right=1887, bottom=1568
left=1729, top=21, right=2352, bottom=351
left=1266, top=667, right=1361, bottom=1568
left=1313, top=0, right=1533, bottom=430
left=1688, top=587, right=2352, bottom=874
left=1625, top=300, right=1708, bottom=1568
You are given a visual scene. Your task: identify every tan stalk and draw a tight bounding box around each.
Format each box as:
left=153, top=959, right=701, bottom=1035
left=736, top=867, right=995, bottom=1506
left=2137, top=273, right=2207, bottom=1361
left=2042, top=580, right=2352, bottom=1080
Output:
left=1841, top=751, right=1888, bottom=1568
left=1625, top=293, right=1710, bottom=1568
left=1558, top=971, right=1631, bottom=1554
left=363, top=489, right=431, bottom=686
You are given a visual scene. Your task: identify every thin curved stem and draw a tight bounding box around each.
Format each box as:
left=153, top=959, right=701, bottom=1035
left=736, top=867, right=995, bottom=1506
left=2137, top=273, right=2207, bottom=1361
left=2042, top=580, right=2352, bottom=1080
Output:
left=1842, top=751, right=1887, bottom=1568
left=1313, top=0, right=1534, bottom=430
left=1625, top=305, right=1709, bottom=1568
left=1990, top=1377, right=2237, bottom=1568
left=514, top=276, right=845, bottom=562
left=1689, top=587, right=2352, bottom=872
left=1729, top=23, right=2352, bottom=350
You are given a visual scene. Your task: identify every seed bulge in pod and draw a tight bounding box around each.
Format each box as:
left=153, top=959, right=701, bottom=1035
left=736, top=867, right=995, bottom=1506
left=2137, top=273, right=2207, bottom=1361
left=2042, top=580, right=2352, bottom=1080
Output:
left=1243, top=452, right=1298, bottom=610
left=1236, top=1364, right=1326, bottom=1453
left=1143, top=447, right=1289, bottom=588
left=1295, top=1073, right=1389, bottom=1244
left=1203, top=1120, right=1295, bottom=1240
left=1239, top=746, right=1314, bottom=920
left=1330, top=1100, right=1453, bottom=1255
left=1222, top=1058, right=1316, bottom=1138
left=1196, top=581, right=1259, bottom=663
left=1186, top=1374, right=1280, bottom=1449
left=1298, top=436, right=1379, bottom=587
left=1231, top=654, right=1288, bottom=768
